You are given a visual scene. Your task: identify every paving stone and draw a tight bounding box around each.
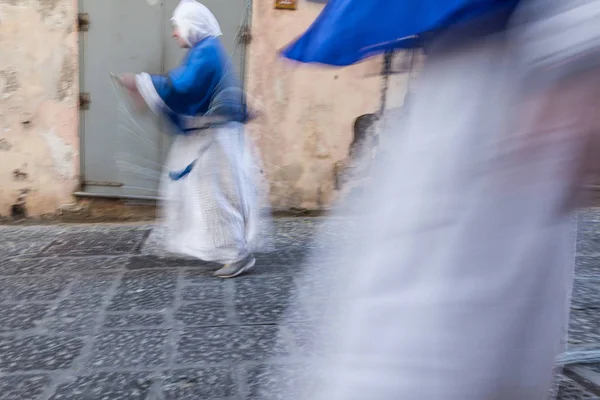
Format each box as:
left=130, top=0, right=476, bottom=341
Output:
left=181, top=282, right=225, bottom=302
left=137, top=228, right=170, bottom=257
left=572, top=281, right=600, bottom=310
left=137, top=228, right=206, bottom=260
left=564, top=364, right=600, bottom=397
left=271, top=218, right=355, bottom=252
left=104, top=313, right=166, bottom=329
left=587, top=364, right=600, bottom=374
left=70, top=272, right=119, bottom=294
left=245, top=261, right=290, bottom=276
left=49, top=257, right=129, bottom=274
left=45, top=294, right=106, bottom=334
left=177, top=325, right=288, bottom=364
left=255, top=248, right=308, bottom=270
left=49, top=372, right=156, bottom=400
left=578, top=234, right=600, bottom=257
left=160, top=367, right=237, bottom=399
left=271, top=219, right=320, bottom=249
left=0, top=257, right=129, bottom=276
left=57, top=292, right=106, bottom=311
left=234, top=276, right=295, bottom=299
left=0, top=259, right=19, bottom=276
left=0, top=258, right=63, bottom=276
left=578, top=209, right=600, bottom=222
left=46, top=309, right=99, bottom=334
left=5, top=257, right=121, bottom=278
left=246, top=363, right=322, bottom=400
left=175, top=302, right=229, bottom=327
left=108, top=289, right=175, bottom=312
left=182, top=269, right=220, bottom=284
left=569, top=309, right=600, bottom=345
left=1, top=276, right=72, bottom=301
left=0, top=304, right=50, bottom=332
left=233, top=276, right=302, bottom=325
left=0, top=242, right=49, bottom=260
left=87, top=330, right=169, bottom=369
left=0, top=336, right=84, bottom=372
left=555, top=375, right=600, bottom=400
left=577, top=256, right=600, bottom=280
left=108, top=271, right=177, bottom=312
left=39, top=230, right=149, bottom=257
left=0, top=374, right=51, bottom=400
left=118, top=270, right=178, bottom=290
left=126, top=255, right=213, bottom=270
left=251, top=249, right=324, bottom=277
left=0, top=228, right=59, bottom=243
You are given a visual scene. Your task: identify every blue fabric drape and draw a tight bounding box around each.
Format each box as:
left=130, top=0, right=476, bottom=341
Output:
left=281, top=0, right=520, bottom=66
left=150, top=36, right=249, bottom=134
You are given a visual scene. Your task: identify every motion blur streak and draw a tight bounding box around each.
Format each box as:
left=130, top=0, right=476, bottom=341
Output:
left=274, top=1, right=600, bottom=399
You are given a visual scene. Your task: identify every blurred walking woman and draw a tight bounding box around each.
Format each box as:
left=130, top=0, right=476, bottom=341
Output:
left=120, top=0, right=269, bottom=278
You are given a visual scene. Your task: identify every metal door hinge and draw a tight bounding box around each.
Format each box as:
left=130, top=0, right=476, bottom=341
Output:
left=235, top=25, right=252, bottom=45
left=79, top=93, right=91, bottom=110
left=77, top=13, right=90, bottom=32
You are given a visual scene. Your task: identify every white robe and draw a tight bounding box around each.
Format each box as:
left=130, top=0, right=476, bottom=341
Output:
left=160, top=123, right=269, bottom=264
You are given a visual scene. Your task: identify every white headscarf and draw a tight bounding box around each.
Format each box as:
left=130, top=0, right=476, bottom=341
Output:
left=171, top=0, right=222, bottom=47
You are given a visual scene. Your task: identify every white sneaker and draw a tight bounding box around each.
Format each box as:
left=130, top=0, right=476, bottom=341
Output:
left=214, top=254, right=256, bottom=278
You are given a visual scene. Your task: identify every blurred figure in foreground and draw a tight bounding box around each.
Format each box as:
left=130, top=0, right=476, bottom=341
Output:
left=277, top=0, right=600, bottom=399
left=119, top=0, right=269, bottom=278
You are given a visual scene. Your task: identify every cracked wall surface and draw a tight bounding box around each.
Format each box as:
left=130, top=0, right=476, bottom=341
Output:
left=246, top=1, right=383, bottom=211
left=0, top=0, right=79, bottom=218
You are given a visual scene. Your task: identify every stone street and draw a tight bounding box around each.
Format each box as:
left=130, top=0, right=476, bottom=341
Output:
left=1, top=215, right=600, bottom=399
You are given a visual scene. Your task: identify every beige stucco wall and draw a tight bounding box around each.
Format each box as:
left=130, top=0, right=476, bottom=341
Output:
left=246, top=1, right=383, bottom=210
left=0, top=0, right=79, bottom=218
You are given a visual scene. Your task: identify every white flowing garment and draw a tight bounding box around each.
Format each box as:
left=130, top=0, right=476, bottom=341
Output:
left=278, top=1, right=600, bottom=399
left=159, top=123, right=268, bottom=263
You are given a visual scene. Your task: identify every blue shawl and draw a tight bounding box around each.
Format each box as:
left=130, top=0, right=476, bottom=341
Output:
left=281, top=0, right=521, bottom=66
left=144, top=36, right=249, bottom=134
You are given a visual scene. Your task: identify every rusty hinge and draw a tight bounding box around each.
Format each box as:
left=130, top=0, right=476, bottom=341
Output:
left=235, top=25, right=252, bottom=45
left=79, top=93, right=91, bottom=110
left=77, top=13, right=90, bottom=32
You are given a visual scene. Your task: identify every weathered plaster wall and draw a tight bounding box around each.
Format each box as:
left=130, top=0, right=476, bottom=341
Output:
left=0, top=0, right=79, bottom=218
left=246, top=0, right=383, bottom=210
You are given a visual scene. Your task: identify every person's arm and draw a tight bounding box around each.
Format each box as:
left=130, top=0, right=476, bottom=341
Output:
left=134, top=50, right=216, bottom=116
left=115, top=73, right=147, bottom=113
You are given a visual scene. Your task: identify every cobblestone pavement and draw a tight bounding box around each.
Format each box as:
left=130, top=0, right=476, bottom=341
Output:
left=0, top=215, right=599, bottom=399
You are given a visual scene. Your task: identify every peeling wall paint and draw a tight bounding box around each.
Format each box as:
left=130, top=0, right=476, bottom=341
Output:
left=245, top=1, right=383, bottom=210
left=0, top=0, right=79, bottom=218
